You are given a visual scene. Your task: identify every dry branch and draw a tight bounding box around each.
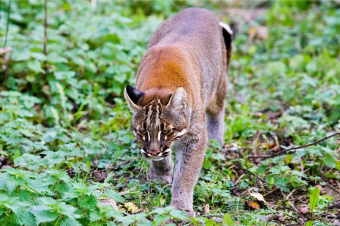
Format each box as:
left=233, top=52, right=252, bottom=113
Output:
left=43, top=0, right=48, bottom=76
left=249, top=132, right=340, bottom=159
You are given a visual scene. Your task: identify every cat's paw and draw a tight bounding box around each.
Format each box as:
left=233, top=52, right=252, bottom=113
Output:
left=149, top=172, right=172, bottom=184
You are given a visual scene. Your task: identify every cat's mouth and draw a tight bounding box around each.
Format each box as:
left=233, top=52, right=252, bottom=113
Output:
left=140, top=148, right=172, bottom=160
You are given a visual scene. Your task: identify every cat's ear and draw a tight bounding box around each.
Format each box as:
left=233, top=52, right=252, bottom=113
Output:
left=166, top=87, right=186, bottom=110
left=124, top=85, right=144, bottom=112
left=166, top=87, right=191, bottom=121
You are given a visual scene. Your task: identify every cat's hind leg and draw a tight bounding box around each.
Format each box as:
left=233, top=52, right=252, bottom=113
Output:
left=206, top=74, right=227, bottom=145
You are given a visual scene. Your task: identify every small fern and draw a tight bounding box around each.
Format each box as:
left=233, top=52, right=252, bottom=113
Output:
left=225, top=197, right=244, bottom=214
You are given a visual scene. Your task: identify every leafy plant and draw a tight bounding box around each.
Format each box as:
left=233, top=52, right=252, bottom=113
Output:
left=0, top=0, right=339, bottom=225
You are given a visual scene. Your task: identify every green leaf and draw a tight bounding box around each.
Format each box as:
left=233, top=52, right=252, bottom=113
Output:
left=104, top=189, right=124, bottom=203
left=266, top=61, right=286, bottom=75
left=55, top=202, right=80, bottom=219
left=206, top=219, right=217, bottom=226
left=137, top=220, right=153, bottom=226
left=54, top=71, right=76, bottom=80
left=289, top=54, right=305, bottom=70
left=153, top=214, right=170, bottom=226
left=336, top=161, right=340, bottom=171
left=47, top=52, right=68, bottom=63
left=169, top=209, right=189, bottom=220
left=31, top=52, right=47, bottom=61
left=78, top=195, right=97, bottom=210
left=286, top=154, right=292, bottom=164
left=31, top=206, right=58, bottom=224
left=89, top=210, right=102, bottom=222
left=309, top=187, right=320, bottom=212
left=27, top=60, right=44, bottom=73
left=223, top=213, right=235, bottom=226
left=306, top=221, right=313, bottom=226
left=104, top=172, right=115, bottom=183
left=60, top=217, right=82, bottom=226
left=15, top=210, right=36, bottom=226
left=323, top=153, right=336, bottom=168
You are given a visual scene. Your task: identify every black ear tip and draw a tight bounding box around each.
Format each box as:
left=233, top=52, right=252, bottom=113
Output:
left=125, top=85, right=145, bottom=105
left=126, top=84, right=134, bottom=92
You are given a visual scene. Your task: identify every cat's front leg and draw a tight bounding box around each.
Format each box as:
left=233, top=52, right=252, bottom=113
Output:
left=149, top=155, right=174, bottom=184
left=170, top=130, right=207, bottom=217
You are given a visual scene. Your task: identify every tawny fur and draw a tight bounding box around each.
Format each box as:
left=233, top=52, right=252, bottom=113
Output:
left=125, top=8, right=232, bottom=217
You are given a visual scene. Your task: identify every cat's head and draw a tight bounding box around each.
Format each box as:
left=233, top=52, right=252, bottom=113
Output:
left=124, top=85, right=191, bottom=161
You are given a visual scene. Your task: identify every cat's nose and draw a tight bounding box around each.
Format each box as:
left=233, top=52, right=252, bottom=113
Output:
left=149, top=149, right=161, bottom=156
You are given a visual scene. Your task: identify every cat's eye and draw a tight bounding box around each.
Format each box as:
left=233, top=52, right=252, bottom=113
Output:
left=161, top=129, right=171, bottom=134
left=139, top=130, right=147, bottom=135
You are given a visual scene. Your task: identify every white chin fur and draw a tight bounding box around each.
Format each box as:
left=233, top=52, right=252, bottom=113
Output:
left=150, top=157, right=164, bottom=161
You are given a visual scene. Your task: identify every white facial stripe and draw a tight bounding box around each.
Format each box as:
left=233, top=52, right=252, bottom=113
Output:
left=157, top=152, right=162, bottom=156
left=140, top=149, right=146, bottom=154
left=147, top=131, right=150, bottom=141
left=142, top=136, right=145, bottom=141
left=176, top=129, right=187, bottom=137
left=158, top=131, right=161, bottom=141
left=163, top=148, right=171, bottom=153
left=164, top=135, right=167, bottom=140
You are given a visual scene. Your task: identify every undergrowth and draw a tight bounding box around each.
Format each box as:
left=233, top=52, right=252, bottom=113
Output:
left=0, top=0, right=339, bottom=225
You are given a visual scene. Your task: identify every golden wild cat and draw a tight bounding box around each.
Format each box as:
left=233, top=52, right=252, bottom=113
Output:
left=124, top=8, right=232, bottom=217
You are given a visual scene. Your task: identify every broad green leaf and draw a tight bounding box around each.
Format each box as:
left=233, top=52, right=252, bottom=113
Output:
left=169, top=209, right=189, bottom=220
left=27, top=60, right=44, bottom=73
left=153, top=214, right=170, bottom=226
left=47, top=52, right=68, bottom=63
left=60, top=217, right=82, bottom=226
left=323, top=153, right=336, bottom=168
left=31, top=52, right=47, bottom=61
left=15, top=210, right=36, bottom=226
left=306, top=221, right=313, bottom=226
left=31, top=206, right=58, bottom=224
left=104, top=189, right=124, bottom=203
left=309, top=187, right=320, bottom=212
left=223, top=213, right=235, bottom=226
left=78, top=195, right=97, bottom=210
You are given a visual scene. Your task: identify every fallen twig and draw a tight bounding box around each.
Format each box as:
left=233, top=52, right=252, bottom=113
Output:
left=3, top=0, right=11, bottom=48
left=286, top=189, right=296, bottom=200
left=43, top=0, right=48, bottom=76
left=234, top=173, right=245, bottom=186
left=247, top=170, right=267, bottom=184
left=263, top=187, right=279, bottom=197
left=248, top=132, right=340, bottom=159
left=112, top=159, right=133, bottom=170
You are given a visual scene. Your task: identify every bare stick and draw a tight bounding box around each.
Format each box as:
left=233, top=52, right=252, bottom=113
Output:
left=43, top=0, right=48, bottom=75
left=112, top=159, right=133, bottom=169
left=286, top=189, right=296, bottom=200
left=3, top=0, right=11, bottom=48
left=234, top=173, right=245, bottom=186
left=263, top=187, right=279, bottom=197
left=248, top=132, right=340, bottom=159
left=247, top=170, right=267, bottom=184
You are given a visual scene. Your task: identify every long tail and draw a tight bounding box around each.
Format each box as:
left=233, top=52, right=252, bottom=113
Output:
left=219, top=22, right=233, bottom=71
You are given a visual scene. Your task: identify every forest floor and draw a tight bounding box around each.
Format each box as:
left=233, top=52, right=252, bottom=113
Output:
left=0, top=1, right=339, bottom=225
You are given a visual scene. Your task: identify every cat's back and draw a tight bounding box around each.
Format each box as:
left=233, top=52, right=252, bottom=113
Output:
left=146, top=8, right=226, bottom=104
left=148, top=8, right=220, bottom=48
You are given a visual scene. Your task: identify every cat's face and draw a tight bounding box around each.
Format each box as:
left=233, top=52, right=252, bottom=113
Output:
left=125, top=85, right=190, bottom=161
